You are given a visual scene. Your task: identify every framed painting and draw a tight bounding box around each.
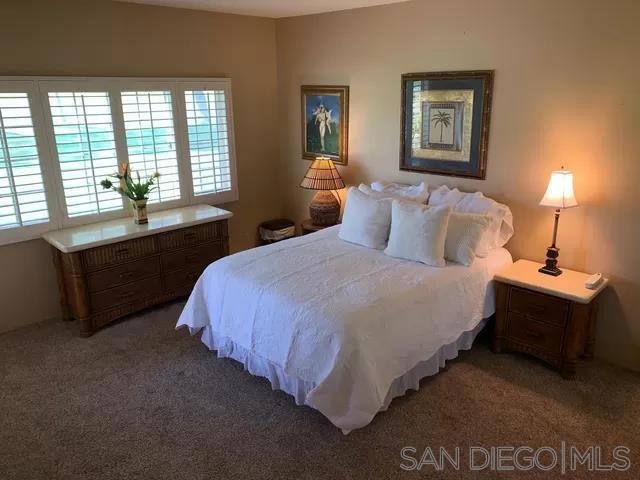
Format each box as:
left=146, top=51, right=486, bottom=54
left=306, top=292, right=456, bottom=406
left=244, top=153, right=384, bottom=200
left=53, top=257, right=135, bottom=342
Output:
left=301, top=85, right=349, bottom=165
left=400, top=71, right=494, bottom=179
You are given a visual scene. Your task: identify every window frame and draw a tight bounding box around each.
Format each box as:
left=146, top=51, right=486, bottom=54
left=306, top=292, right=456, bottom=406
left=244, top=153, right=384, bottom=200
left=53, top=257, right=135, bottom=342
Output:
left=0, top=76, right=238, bottom=243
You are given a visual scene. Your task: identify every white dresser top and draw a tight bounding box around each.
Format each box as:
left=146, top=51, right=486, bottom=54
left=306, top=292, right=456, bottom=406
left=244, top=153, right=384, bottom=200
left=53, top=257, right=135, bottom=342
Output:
left=494, top=259, right=608, bottom=304
left=42, top=204, right=233, bottom=253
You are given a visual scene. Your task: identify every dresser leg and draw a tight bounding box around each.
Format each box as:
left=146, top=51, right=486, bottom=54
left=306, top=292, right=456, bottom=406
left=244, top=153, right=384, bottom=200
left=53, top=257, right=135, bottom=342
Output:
left=78, top=318, right=94, bottom=337
left=560, top=362, right=576, bottom=380
left=491, top=338, right=503, bottom=354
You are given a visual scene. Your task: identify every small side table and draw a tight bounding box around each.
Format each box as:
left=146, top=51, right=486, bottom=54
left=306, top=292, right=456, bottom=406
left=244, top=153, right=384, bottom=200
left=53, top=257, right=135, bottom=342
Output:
left=492, top=259, right=608, bottom=379
left=301, top=219, right=338, bottom=235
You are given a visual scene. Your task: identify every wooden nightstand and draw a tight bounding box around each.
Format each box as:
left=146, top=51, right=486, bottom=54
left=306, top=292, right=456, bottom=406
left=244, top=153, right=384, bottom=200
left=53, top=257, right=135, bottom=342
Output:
left=492, top=259, right=608, bottom=379
left=301, top=219, right=338, bottom=235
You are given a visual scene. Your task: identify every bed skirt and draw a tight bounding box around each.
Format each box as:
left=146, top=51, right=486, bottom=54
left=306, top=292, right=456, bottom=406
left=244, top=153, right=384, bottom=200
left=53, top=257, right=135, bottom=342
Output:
left=194, top=317, right=488, bottom=434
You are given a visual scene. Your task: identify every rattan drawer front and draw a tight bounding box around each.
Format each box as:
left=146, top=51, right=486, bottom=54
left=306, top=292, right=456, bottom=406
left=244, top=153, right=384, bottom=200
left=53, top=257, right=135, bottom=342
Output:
left=163, top=264, right=206, bottom=292
left=158, top=223, right=222, bottom=251
left=508, top=287, right=569, bottom=326
left=87, top=257, right=161, bottom=293
left=161, top=241, right=224, bottom=272
left=83, top=237, right=157, bottom=271
left=89, top=275, right=163, bottom=312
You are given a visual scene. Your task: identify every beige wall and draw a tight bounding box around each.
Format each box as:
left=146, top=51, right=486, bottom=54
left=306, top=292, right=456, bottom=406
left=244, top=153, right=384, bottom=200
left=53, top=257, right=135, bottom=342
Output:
left=0, top=0, right=283, bottom=331
left=276, top=0, right=640, bottom=370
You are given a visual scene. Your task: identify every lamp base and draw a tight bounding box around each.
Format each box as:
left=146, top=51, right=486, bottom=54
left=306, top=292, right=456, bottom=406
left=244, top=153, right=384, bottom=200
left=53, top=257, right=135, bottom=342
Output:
left=539, top=246, right=562, bottom=276
left=309, top=190, right=340, bottom=226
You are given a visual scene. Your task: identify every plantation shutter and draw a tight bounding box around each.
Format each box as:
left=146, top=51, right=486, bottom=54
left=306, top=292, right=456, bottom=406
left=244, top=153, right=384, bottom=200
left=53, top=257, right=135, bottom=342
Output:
left=0, top=92, right=50, bottom=229
left=121, top=90, right=181, bottom=204
left=48, top=91, right=122, bottom=217
left=183, top=89, right=232, bottom=195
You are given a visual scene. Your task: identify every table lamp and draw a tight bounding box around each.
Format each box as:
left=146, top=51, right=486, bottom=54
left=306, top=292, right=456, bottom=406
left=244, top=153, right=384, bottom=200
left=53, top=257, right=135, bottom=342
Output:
left=538, top=167, right=578, bottom=276
left=300, top=156, right=345, bottom=226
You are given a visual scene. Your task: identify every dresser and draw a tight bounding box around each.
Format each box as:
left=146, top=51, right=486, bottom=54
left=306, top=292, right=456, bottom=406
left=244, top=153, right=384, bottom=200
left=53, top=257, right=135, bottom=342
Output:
left=43, top=205, right=232, bottom=336
left=492, top=259, right=608, bottom=379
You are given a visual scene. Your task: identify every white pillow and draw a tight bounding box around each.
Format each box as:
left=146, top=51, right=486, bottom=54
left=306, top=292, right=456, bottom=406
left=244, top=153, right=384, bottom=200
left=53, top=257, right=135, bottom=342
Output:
left=428, top=185, right=464, bottom=207
left=384, top=202, right=451, bottom=267
left=454, top=191, right=514, bottom=255
left=445, top=213, right=491, bottom=266
left=339, top=187, right=392, bottom=249
left=370, top=181, right=429, bottom=204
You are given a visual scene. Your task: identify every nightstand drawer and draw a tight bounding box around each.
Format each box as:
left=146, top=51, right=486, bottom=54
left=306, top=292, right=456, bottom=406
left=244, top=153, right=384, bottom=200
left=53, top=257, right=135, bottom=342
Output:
left=509, top=287, right=569, bottom=326
left=507, top=311, right=564, bottom=354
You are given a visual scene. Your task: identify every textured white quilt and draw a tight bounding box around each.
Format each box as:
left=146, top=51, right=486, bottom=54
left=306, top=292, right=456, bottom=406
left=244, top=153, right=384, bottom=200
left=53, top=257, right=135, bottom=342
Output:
left=177, top=226, right=512, bottom=431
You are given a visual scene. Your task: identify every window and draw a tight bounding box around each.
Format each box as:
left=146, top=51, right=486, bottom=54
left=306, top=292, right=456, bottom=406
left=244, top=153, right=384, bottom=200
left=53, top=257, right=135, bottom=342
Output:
left=122, top=90, right=181, bottom=204
left=48, top=91, right=121, bottom=217
left=184, top=89, right=232, bottom=195
left=0, top=77, right=237, bottom=245
left=0, top=90, right=50, bottom=239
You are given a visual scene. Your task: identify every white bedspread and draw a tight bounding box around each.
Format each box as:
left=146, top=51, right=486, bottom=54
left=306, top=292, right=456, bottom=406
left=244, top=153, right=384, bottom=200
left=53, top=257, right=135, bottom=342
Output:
left=177, top=226, right=512, bottom=432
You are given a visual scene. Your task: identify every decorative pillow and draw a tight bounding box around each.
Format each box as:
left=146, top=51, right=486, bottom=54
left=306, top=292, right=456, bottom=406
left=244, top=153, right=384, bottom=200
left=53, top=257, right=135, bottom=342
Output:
left=370, top=181, right=429, bottom=204
left=428, top=185, right=464, bottom=207
left=454, top=191, right=514, bottom=256
left=445, top=213, right=491, bottom=266
left=339, top=187, right=392, bottom=249
left=384, top=202, right=451, bottom=267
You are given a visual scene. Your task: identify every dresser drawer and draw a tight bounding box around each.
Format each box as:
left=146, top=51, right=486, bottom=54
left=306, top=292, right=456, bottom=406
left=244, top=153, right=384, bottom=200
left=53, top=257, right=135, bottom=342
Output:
left=89, top=275, right=163, bottom=311
left=164, top=265, right=206, bottom=292
left=508, top=287, right=569, bottom=326
left=83, top=237, right=157, bottom=271
left=87, top=257, right=161, bottom=293
left=161, top=241, right=224, bottom=272
left=507, top=311, right=564, bottom=354
left=158, top=222, right=222, bottom=251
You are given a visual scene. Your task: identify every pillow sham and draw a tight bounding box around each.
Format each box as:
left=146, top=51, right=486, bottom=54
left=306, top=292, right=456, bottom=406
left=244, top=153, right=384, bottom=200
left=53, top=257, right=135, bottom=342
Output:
left=358, top=183, right=418, bottom=204
left=370, top=180, right=429, bottom=203
left=454, top=191, right=514, bottom=255
left=428, top=185, right=464, bottom=207
left=445, top=213, right=491, bottom=266
left=339, top=187, right=392, bottom=249
left=384, top=201, right=451, bottom=267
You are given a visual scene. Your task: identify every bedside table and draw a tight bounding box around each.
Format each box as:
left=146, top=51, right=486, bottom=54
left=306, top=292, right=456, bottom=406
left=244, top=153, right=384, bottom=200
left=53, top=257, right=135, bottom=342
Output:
left=301, top=219, right=338, bottom=235
left=492, top=259, right=608, bottom=379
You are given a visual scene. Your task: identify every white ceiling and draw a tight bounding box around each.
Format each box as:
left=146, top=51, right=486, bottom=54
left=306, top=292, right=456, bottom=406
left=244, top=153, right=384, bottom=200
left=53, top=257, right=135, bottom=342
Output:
left=116, top=0, right=411, bottom=18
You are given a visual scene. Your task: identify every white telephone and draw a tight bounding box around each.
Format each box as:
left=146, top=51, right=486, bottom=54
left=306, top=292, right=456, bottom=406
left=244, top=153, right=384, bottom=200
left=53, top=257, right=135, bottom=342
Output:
left=585, top=273, right=603, bottom=289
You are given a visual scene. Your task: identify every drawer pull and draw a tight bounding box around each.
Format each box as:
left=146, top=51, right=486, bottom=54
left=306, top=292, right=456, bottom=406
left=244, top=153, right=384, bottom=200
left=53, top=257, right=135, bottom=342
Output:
left=121, top=291, right=136, bottom=299
left=185, top=254, right=199, bottom=262
left=115, top=247, right=129, bottom=256
left=183, top=232, right=197, bottom=240
left=119, top=271, right=134, bottom=279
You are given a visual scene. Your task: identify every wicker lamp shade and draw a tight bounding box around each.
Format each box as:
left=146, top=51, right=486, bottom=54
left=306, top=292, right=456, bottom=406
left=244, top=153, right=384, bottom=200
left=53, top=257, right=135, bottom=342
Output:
left=300, top=157, right=345, bottom=226
left=300, top=157, right=345, bottom=191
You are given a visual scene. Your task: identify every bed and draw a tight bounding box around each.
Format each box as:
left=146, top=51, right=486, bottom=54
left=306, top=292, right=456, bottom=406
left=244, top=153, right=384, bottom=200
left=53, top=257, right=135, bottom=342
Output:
left=176, top=225, right=512, bottom=433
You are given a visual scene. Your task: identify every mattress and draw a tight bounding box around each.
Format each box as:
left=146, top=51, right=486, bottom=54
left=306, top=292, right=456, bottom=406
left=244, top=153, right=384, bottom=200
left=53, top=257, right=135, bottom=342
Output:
left=176, top=225, right=512, bottom=432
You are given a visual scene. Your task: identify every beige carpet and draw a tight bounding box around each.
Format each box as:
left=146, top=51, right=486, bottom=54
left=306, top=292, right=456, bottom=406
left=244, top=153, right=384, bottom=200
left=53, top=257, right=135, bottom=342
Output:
left=1, top=302, right=638, bottom=479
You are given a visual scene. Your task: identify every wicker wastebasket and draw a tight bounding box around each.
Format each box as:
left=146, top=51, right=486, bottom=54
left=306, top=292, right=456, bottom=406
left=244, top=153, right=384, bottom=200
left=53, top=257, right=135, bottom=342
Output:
left=259, top=218, right=295, bottom=245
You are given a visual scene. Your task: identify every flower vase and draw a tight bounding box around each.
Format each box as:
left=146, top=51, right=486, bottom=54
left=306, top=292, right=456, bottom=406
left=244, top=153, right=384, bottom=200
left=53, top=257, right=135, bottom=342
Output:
left=132, top=199, right=148, bottom=225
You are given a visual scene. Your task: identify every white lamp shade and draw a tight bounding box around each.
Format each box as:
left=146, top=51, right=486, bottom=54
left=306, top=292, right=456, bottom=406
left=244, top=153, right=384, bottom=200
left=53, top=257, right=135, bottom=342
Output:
left=539, top=169, right=578, bottom=209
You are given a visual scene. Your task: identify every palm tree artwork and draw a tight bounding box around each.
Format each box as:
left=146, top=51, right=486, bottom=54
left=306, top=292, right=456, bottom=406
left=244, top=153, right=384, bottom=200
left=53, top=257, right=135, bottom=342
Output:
left=431, top=110, right=452, bottom=143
